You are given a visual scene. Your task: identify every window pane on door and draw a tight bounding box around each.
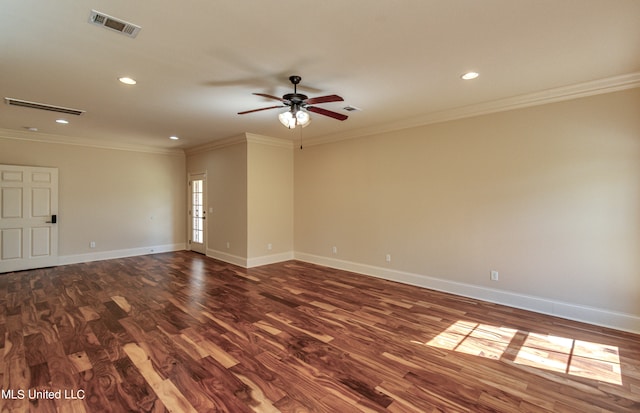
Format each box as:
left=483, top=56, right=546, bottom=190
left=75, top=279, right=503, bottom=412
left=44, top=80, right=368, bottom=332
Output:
left=192, top=179, right=203, bottom=243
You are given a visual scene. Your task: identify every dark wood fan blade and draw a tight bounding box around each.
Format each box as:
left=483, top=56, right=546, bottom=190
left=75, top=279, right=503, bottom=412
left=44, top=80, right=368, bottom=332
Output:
left=253, top=93, right=286, bottom=102
left=307, top=106, right=348, bottom=121
left=238, top=105, right=284, bottom=115
left=304, top=94, right=344, bottom=105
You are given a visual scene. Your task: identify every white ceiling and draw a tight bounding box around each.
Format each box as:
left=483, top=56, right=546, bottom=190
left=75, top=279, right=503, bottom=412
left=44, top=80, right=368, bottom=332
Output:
left=1, top=0, right=639, bottom=151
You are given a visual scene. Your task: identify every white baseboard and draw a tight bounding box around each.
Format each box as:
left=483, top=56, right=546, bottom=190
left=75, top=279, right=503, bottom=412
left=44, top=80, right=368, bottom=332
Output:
left=206, top=248, right=248, bottom=267
left=205, top=249, right=294, bottom=268
left=59, top=243, right=186, bottom=266
left=294, top=252, right=640, bottom=334
left=247, top=251, right=294, bottom=268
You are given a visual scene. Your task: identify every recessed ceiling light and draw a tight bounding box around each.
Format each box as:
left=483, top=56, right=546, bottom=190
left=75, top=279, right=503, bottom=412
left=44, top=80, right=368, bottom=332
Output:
left=55, top=119, right=69, bottom=124
left=461, top=72, right=479, bottom=80
left=169, top=136, right=179, bottom=140
left=118, top=77, right=137, bottom=85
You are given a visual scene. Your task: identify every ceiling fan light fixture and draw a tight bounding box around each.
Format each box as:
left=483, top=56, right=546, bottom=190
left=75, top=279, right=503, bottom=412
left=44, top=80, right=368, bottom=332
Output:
left=279, top=109, right=311, bottom=129
left=278, top=111, right=296, bottom=129
left=296, top=110, right=310, bottom=126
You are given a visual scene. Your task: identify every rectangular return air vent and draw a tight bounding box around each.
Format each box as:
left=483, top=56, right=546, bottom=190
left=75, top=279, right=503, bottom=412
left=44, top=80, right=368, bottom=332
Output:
left=4, top=98, right=85, bottom=116
left=89, top=10, right=141, bottom=38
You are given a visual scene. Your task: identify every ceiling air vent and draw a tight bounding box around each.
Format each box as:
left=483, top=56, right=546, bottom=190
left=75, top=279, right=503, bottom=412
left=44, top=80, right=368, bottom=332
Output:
left=89, top=10, right=141, bottom=38
left=5, top=98, right=85, bottom=116
left=343, top=105, right=362, bottom=112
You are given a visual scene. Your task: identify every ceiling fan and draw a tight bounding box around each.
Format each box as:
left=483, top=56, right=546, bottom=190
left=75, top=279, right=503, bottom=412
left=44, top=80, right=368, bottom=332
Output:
left=238, top=75, right=348, bottom=128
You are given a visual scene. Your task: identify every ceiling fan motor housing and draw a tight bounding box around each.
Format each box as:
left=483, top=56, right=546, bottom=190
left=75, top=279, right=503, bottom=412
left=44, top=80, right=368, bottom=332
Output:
left=283, top=93, right=308, bottom=105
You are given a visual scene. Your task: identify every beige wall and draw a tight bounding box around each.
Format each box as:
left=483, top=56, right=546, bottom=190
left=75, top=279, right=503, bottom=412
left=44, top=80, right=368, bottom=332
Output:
left=186, top=133, right=294, bottom=266
left=247, top=136, right=294, bottom=261
left=294, top=88, right=640, bottom=319
left=187, top=136, right=248, bottom=262
left=0, top=134, right=186, bottom=260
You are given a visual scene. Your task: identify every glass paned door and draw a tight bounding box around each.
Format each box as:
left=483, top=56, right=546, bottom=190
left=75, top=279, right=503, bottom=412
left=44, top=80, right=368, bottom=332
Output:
left=192, top=179, right=203, bottom=243
left=189, top=173, right=206, bottom=254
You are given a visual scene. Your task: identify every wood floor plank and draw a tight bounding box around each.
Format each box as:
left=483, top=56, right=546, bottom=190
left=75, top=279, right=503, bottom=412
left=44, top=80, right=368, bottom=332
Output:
left=229, top=356, right=288, bottom=404
left=1, top=251, right=639, bottom=412
left=111, top=356, right=162, bottom=412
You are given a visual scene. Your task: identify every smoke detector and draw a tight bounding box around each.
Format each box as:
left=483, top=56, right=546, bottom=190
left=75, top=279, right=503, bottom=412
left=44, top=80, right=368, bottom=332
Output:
left=89, top=10, right=141, bottom=38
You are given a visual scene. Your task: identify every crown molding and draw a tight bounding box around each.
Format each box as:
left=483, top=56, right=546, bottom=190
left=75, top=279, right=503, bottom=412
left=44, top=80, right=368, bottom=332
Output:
left=0, top=128, right=185, bottom=156
left=246, top=133, right=294, bottom=149
left=185, top=132, right=294, bottom=156
left=307, top=72, right=640, bottom=147
left=184, top=133, right=247, bottom=156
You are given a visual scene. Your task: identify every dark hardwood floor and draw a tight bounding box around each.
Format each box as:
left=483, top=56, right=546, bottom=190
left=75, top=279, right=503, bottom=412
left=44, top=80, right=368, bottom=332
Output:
left=1, top=251, right=639, bottom=412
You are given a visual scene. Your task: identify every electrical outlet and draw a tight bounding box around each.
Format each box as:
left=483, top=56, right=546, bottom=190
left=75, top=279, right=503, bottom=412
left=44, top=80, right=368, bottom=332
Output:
left=267, top=243, right=272, bottom=251
left=386, top=254, right=392, bottom=263
left=226, top=241, right=230, bottom=249
left=332, top=246, right=338, bottom=254
left=490, top=270, right=499, bottom=281
left=89, top=241, right=96, bottom=249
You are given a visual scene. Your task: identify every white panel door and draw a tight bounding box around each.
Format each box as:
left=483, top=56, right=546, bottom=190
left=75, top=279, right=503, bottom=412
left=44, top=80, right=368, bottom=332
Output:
left=0, top=165, right=58, bottom=273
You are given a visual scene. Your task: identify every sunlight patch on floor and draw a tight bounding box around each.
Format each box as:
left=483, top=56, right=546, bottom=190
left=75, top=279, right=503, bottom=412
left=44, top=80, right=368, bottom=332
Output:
left=420, top=320, right=622, bottom=385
